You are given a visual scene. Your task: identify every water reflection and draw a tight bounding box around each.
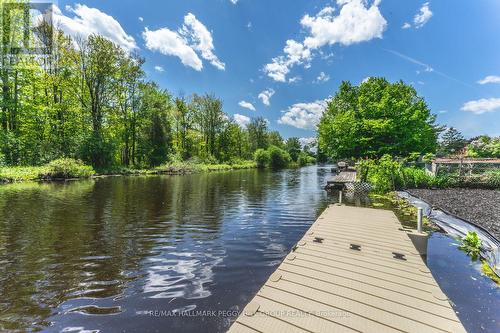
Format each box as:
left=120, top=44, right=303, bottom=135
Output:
left=0, top=166, right=331, bottom=332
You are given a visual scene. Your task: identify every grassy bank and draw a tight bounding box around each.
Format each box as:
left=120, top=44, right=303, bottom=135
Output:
left=0, top=159, right=257, bottom=184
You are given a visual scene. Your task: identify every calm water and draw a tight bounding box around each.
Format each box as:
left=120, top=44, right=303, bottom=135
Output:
left=0, top=167, right=331, bottom=332
left=0, top=166, right=499, bottom=333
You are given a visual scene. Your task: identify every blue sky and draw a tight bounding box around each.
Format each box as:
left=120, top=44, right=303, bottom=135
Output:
left=53, top=0, right=500, bottom=140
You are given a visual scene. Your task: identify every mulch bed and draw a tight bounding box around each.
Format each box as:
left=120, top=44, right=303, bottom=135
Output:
left=407, top=188, right=500, bottom=240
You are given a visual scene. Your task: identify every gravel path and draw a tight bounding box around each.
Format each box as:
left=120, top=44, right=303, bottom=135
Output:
left=408, top=188, right=500, bottom=240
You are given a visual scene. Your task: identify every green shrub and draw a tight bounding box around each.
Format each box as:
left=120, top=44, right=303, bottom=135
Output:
left=357, top=155, right=438, bottom=193
left=41, top=158, right=95, bottom=179
left=459, top=231, right=481, bottom=260
left=0, top=166, right=47, bottom=182
left=298, top=153, right=316, bottom=166
left=268, top=146, right=291, bottom=169
left=254, top=149, right=270, bottom=168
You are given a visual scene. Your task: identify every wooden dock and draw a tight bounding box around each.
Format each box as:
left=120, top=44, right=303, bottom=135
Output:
left=228, top=205, right=466, bottom=333
left=326, top=171, right=358, bottom=190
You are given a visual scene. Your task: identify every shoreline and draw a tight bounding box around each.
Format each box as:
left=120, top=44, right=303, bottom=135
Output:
left=0, top=162, right=258, bottom=185
left=407, top=188, right=500, bottom=241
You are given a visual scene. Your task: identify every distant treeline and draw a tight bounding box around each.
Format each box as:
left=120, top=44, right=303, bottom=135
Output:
left=0, top=7, right=312, bottom=169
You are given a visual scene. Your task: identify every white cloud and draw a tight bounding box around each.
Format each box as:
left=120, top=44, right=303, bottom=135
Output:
left=477, top=75, right=500, bottom=85
left=143, top=27, right=203, bottom=70
left=361, top=76, right=371, bottom=83
left=138, top=17, right=144, bottom=22
left=154, top=65, right=164, bottom=72
left=234, top=114, right=250, bottom=128
left=461, top=98, right=500, bottom=115
left=299, top=137, right=318, bottom=153
left=301, top=1, right=386, bottom=49
left=181, top=13, right=225, bottom=70
left=52, top=4, right=137, bottom=51
left=230, top=0, right=238, bottom=4
left=278, top=100, right=327, bottom=130
left=238, top=101, right=256, bottom=111
left=264, top=0, right=386, bottom=82
left=247, top=22, right=252, bottom=30
left=315, top=71, right=330, bottom=83
left=258, top=89, right=275, bottom=106
left=402, top=22, right=411, bottom=29
left=142, top=13, right=224, bottom=71
left=299, top=137, right=317, bottom=147
left=414, top=2, right=433, bottom=28
left=288, top=76, right=302, bottom=83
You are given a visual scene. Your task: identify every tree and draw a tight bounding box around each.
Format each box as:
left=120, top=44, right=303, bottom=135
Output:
left=285, top=137, right=301, bottom=162
left=267, top=131, right=284, bottom=148
left=75, top=34, right=121, bottom=167
left=268, top=146, right=291, bottom=169
left=318, top=78, right=439, bottom=159
left=136, top=83, right=173, bottom=167
left=247, top=117, right=268, bottom=152
left=191, top=94, right=226, bottom=159
left=115, top=53, right=144, bottom=166
left=173, top=97, right=192, bottom=159
left=438, top=127, right=466, bottom=157
left=467, top=136, right=500, bottom=158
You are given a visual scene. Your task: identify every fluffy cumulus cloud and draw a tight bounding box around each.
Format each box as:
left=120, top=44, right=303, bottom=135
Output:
left=143, top=27, right=203, bottom=70
left=278, top=100, right=328, bottom=130
left=413, top=2, right=433, bottom=28
left=477, top=75, right=500, bottom=85
left=264, top=0, right=386, bottom=82
left=52, top=4, right=137, bottom=51
left=315, top=71, right=330, bottom=83
left=258, top=89, right=275, bottom=106
left=461, top=98, right=500, bottom=115
left=154, top=65, right=164, bottom=72
left=233, top=114, right=250, bottom=127
left=143, top=13, right=224, bottom=71
left=299, top=137, right=318, bottom=152
left=181, top=13, right=225, bottom=70
left=402, top=2, right=433, bottom=29
left=238, top=101, right=256, bottom=111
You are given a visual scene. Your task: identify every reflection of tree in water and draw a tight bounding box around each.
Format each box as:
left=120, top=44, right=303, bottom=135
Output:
left=0, top=171, right=271, bottom=331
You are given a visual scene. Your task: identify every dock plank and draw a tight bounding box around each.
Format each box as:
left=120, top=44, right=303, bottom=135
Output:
left=228, top=205, right=466, bottom=333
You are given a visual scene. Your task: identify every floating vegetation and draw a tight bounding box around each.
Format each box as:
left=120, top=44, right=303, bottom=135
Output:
left=481, top=261, right=500, bottom=285
left=458, top=231, right=482, bottom=261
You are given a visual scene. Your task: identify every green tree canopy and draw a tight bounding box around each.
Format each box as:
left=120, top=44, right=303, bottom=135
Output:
left=438, top=127, right=466, bottom=157
left=318, top=78, right=439, bottom=159
left=285, top=137, right=301, bottom=162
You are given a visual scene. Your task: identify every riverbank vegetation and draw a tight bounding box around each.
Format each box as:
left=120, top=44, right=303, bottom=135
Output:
left=318, top=77, right=500, bottom=192
left=318, top=78, right=439, bottom=160
left=0, top=7, right=311, bottom=182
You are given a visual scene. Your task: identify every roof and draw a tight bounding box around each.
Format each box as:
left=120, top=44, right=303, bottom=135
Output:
left=433, top=158, right=500, bottom=164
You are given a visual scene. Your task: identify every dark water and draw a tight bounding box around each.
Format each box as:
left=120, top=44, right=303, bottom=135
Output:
left=0, top=166, right=499, bottom=333
left=0, top=167, right=331, bottom=332
left=427, top=233, right=500, bottom=333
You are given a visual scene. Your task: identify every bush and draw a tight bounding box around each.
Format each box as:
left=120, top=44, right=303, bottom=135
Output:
left=459, top=231, right=481, bottom=260
left=357, top=155, right=438, bottom=193
left=254, top=149, right=270, bottom=168
left=298, top=153, right=316, bottom=166
left=268, top=146, right=291, bottom=169
left=40, top=158, right=95, bottom=179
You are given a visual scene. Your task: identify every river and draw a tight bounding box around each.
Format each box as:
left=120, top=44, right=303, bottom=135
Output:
left=1, top=166, right=499, bottom=333
left=0, top=166, right=330, bottom=332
